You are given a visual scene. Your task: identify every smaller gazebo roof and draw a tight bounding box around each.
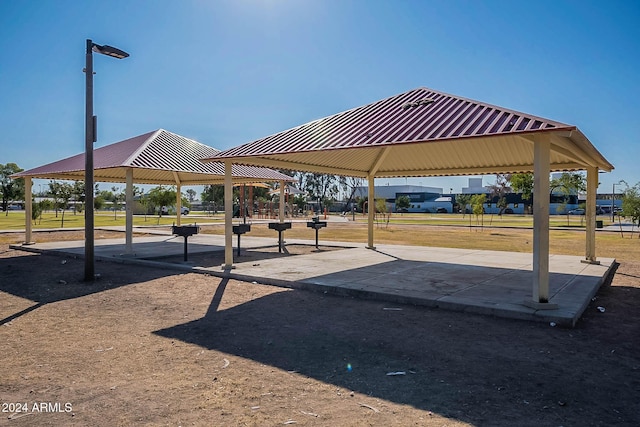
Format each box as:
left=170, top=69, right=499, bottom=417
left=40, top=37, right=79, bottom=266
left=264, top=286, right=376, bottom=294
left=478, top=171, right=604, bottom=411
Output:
left=13, top=129, right=294, bottom=185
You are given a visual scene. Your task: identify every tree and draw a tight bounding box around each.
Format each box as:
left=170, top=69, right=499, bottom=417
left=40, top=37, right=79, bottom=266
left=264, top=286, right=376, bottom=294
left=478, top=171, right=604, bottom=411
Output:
left=111, top=186, right=125, bottom=219
left=374, top=198, right=390, bottom=228
left=621, top=182, right=640, bottom=237
left=551, top=172, right=586, bottom=199
left=33, top=199, right=53, bottom=225
left=147, top=186, right=177, bottom=223
left=488, top=173, right=511, bottom=216
left=186, top=189, right=196, bottom=202
left=71, top=181, right=85, bottom=214
left=1, top=163, right=24, bottom=214
left=201, top=185, right=225, bottom=214
left=48, top=181, right=73, bottom=227
left=395, top=195, right=411, bottom=212
left=456, top=194, right=471, bottom=217
left=471, top=194, right=486, bottom=226
left=510, top=173, right=534, bottom=213
left=341, top=176, right=364, bottom=214
left=304, top=173, right=339, bottom=213
left=551, top=172, right=586, bottom=225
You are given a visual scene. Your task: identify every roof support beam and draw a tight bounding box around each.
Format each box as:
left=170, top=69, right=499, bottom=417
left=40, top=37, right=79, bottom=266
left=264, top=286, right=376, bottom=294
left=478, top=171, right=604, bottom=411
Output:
left=224, top=157, right=368, bottom=178
left=366, top=175, right=376, bottom=250
left=526, top=137, right=557, bottom=309
left=583, top=166, right=599, bottom=264
left=125, top=168, right=134, bottom=253
left=375, top=165, right=536, bottom=177
left=224, top=161, right=234, bottom=269
left=550, top=141, right=598, bottom=168
left=279, top=181, right=285, bottom=223
left=368, top=147, right=391, bottom=176
left=173, top=171, right=182, bottom=226
left=23, top=177, right=33, bottom=245
left=523, top=133, right=598, bottom=169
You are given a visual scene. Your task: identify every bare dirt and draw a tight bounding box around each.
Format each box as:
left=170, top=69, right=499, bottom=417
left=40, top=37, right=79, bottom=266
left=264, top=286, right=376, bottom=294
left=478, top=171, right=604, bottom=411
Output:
left=1, top=231, right=639, bottom=426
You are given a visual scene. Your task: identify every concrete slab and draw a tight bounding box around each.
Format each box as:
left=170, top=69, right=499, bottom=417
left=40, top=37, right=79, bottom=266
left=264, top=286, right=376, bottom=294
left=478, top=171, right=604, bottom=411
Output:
left=10, top=232, right=615, bottom=327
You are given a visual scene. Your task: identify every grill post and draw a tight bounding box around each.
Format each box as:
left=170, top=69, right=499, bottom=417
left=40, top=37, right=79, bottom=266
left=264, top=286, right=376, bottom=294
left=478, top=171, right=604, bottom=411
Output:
left=171, top=224, right=200, bottom=263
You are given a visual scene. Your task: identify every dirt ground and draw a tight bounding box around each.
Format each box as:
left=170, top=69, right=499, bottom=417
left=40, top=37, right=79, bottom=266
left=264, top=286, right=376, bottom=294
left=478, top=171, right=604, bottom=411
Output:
left=1, top=231, right=639, bottom=426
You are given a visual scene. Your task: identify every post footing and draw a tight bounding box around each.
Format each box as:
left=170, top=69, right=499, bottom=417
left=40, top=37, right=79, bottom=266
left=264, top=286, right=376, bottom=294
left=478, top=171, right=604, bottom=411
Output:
left=523, top=300, right=559, bottom=310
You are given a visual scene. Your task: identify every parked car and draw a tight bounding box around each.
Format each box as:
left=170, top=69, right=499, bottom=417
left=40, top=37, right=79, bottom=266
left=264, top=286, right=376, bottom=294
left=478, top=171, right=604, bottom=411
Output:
left=161, top=206, right=189, bottom=215
left=435, top=207, right=448, bottom=213
left=503, top=208, right=514, bottom=214
left=567, top=208, right=585, bottom=215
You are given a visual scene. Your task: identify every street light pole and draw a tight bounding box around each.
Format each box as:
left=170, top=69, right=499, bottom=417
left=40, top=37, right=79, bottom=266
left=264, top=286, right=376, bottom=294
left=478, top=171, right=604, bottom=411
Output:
left=84, top=39, right=129, bottom=282
left=611, top=183, right=616, bottom=222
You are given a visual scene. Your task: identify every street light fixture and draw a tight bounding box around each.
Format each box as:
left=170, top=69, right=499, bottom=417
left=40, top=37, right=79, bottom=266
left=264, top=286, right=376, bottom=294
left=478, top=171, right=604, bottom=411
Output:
left=84, top=39, right=129, bottom=282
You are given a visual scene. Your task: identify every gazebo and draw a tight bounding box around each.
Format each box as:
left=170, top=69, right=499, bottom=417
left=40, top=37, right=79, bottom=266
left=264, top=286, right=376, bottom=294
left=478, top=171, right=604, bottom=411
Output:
left=205, top=87, right=614, bottom=309
left=13, top=129, right=294, bottom=252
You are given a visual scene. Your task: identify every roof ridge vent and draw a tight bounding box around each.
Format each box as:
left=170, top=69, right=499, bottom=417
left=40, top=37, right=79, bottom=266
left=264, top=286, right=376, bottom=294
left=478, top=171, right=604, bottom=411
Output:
left=402, top=98, right=435, bottom=110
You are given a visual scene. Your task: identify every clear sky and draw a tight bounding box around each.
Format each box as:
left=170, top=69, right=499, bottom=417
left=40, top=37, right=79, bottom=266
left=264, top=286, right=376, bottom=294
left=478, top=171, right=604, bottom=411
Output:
left=1, top=0, right=638, bottom=195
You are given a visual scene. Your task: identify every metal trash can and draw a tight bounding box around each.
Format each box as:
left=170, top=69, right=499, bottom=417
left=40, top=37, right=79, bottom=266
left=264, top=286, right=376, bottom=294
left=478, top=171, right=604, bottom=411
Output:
left=596, top=220, right=603, bottom=229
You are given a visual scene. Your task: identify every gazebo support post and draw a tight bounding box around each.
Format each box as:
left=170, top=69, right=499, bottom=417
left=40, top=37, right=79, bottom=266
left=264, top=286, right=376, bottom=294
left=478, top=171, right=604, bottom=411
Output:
left=125, top=168, right=133, bottom=254
left=173, top=172, right=182, bottom=227
left=583, top=166, right=599, bottom=264
left=527, top=138, right=557, bottom=309
left=23, top=177, right=34, bottom=244
left=223, top=160, right=234, bottom=269
left=366, top=175, right=375, bottom=250
left=279, top=180, right=285, bottom=222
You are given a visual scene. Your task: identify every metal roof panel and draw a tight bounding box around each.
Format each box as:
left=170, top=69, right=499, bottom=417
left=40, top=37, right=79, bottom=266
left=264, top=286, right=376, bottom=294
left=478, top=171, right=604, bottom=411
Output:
left=13, top=130, right=294, bottom=184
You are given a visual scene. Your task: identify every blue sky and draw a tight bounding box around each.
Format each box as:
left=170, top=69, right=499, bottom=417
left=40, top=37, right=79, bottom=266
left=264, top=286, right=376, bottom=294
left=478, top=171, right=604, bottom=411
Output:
left=1, top=0, right=638, bottom=195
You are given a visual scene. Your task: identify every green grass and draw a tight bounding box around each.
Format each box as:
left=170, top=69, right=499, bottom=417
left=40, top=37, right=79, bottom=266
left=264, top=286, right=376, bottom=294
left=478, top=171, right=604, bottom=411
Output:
left=0, top=210, right=223, bottom=230
left=0, top=210, right=624, bottom=230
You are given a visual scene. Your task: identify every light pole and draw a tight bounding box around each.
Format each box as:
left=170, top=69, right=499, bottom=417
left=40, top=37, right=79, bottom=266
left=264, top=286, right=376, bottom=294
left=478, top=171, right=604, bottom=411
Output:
left=611, top=181, right=623, bottom=221
left=84, top=39, right=129, bottom=281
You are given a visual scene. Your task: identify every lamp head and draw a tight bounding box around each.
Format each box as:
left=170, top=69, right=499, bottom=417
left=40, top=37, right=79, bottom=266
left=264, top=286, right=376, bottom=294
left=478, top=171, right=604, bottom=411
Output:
left=92, top=43, right=129, bottom=59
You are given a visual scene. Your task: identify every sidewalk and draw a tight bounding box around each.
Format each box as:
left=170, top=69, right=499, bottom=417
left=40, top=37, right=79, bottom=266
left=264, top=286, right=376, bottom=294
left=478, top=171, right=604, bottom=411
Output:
left=11, top=232, right=615, bottom=327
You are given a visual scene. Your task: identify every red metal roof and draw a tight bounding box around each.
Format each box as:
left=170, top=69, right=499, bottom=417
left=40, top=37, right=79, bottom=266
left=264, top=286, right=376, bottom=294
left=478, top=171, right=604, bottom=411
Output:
left=14, top=129, right=294, bottom=184
left=207, top=87, right=613, bottom=177
left=213, top=87, right=573, bottom=158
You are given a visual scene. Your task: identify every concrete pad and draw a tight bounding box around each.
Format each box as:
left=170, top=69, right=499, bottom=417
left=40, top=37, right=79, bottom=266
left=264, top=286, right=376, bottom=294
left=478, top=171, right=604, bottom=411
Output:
left=10, top=233, right=615, bottom=327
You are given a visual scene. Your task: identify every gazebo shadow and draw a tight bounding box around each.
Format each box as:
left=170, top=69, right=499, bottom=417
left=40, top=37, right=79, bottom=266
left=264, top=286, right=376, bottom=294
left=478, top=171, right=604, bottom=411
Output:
left=146, top=243, right=349, bottom=269
left=153, top=256, right=627, bottom=423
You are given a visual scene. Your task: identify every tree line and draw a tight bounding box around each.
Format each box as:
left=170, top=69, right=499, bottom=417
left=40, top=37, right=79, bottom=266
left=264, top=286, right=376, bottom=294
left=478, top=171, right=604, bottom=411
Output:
left=2, top=163, right=640, bottom=232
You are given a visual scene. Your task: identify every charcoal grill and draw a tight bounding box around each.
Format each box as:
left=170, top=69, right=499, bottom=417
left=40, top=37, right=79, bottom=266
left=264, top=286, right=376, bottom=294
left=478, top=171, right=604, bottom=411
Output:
left=268, top=222, right=292, bottom=253
left=306, top=217, right=327, bottom=249
left=172, top=224, right=200, bottom=262
left=232, top=223, right=251, bottom=256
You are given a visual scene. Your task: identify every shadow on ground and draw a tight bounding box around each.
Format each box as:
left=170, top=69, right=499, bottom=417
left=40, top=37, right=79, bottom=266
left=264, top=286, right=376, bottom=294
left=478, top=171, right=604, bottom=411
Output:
left=0, top=249, right=175, bottom=325
left=156, top=277, right=640, bottom=426
left=148, top=243, right=348, bottom=268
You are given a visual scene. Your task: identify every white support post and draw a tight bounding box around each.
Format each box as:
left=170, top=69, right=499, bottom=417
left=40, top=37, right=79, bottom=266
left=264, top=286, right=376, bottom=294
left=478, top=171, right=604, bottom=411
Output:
left=279, top=180, right=285, bottom=222
left=584, top=166, right=599, bottom=264
left=224, top=161, right=233, bottom=269
left=24, top=177, right=33, bottom=244
left=366, top=175, right=375, bottom=249
left=528, top=138, right=557, bottom=309
left=125, top=168, right=133, bottom=254
left=176, top=183, right=182, bottom=227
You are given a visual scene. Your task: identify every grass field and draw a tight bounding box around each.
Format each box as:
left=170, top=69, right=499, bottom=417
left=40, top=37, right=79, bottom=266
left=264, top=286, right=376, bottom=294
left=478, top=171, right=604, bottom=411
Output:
left=0, top=210, right=223, bottom=229
left=0, top=210, right=625, bottom=229
left=2, top=210, right=637, bottom=263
